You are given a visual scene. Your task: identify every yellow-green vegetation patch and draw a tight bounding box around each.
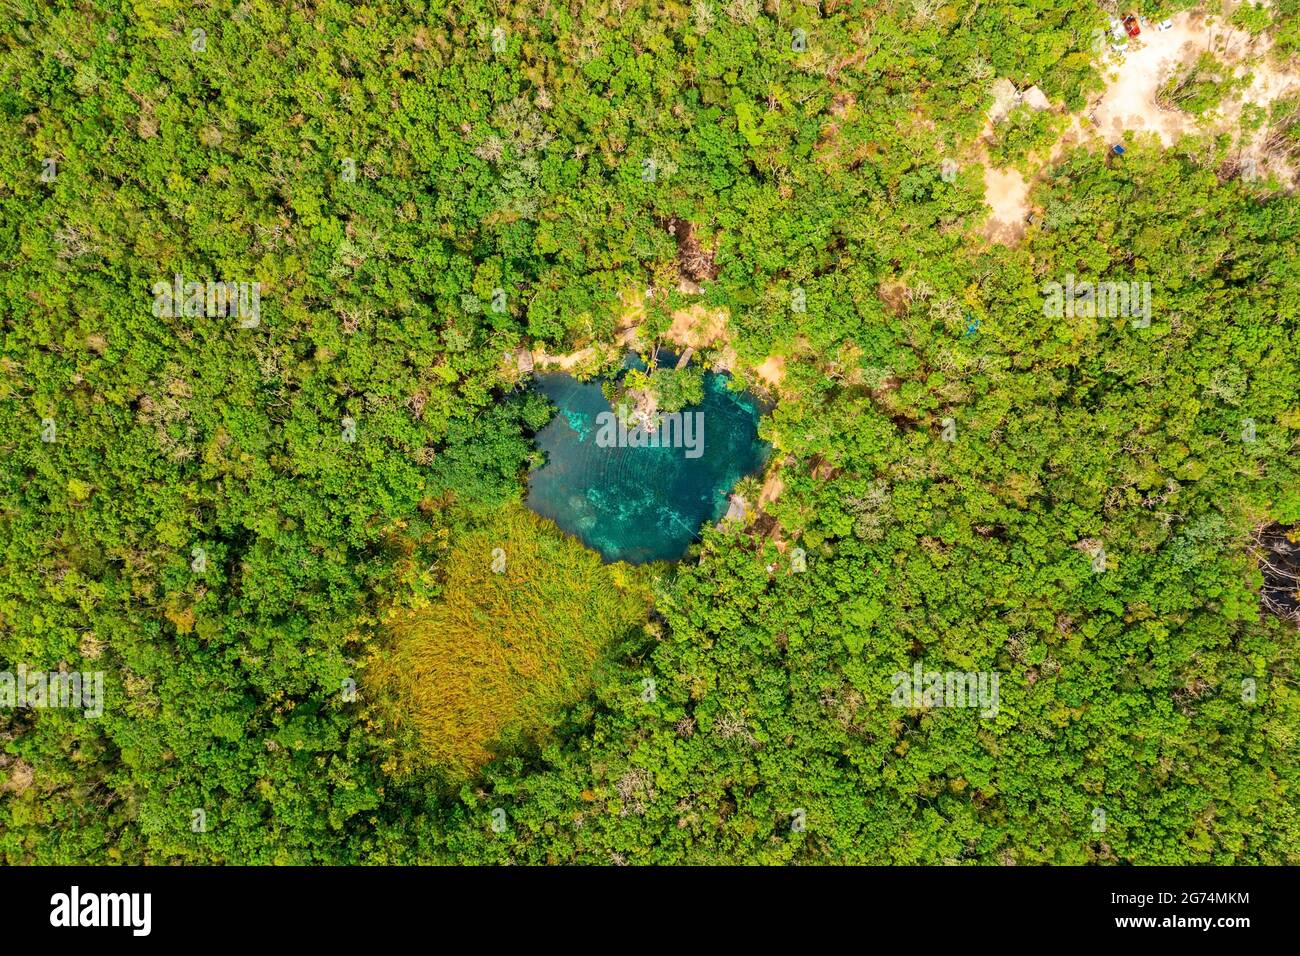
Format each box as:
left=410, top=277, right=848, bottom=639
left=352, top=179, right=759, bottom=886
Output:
left=365, top=504, right=652, bottom=781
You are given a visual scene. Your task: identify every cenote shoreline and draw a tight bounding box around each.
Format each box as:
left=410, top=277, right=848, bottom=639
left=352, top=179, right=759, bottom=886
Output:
left=524, top=354, right=771, bottom=564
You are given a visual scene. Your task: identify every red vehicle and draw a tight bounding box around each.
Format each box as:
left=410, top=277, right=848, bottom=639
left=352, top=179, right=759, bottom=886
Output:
left=1122, top=14, right=1141, bottom=37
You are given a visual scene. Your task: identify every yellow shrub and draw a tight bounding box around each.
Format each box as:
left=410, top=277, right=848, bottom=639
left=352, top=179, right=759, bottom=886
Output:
left=366, top=504, right=651, bottom=780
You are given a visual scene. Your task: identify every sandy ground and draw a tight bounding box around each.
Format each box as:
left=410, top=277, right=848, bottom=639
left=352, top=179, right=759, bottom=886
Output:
left=982, top=166, right=1032, bottom=244
left=1092, top=16, right=1205, bottom=145
left=981, top=9, right=1298, bottom=243
left=754, top=354, right=786, bottom=387
left=1091, top=10, right=1293, bottom=148
left=666, top=303, right=728, bottom=349
left=1093, top=12, right=1230, bottom=145
left=978, top=80, right=1050, bottom=242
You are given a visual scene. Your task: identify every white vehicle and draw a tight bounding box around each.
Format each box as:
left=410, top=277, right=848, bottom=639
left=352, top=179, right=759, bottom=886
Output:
left=1156, top=18, right=1174, bottom=31
left=1106, top=18, right=1128, bottom=51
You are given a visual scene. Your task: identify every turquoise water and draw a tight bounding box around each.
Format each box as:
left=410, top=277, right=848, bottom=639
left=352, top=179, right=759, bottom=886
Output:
left=525, top=357, right=769, bottom=563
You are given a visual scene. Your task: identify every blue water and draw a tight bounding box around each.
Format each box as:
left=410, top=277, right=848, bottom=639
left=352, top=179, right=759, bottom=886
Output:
left=525, top=358, right=769, bottom=563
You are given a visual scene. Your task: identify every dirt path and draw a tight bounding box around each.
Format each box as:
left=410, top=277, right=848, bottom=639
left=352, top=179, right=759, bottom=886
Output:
left=758, top=469, right=784, bottom=508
